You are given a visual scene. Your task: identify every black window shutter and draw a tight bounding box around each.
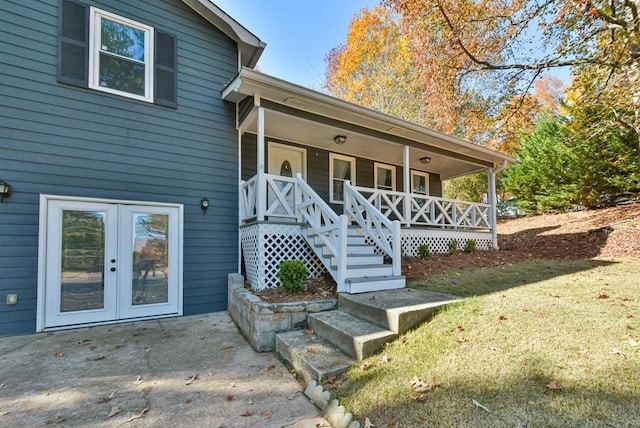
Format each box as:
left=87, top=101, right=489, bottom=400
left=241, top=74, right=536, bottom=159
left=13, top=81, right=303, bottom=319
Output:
left=155, top=31, right=178, bottom=108
left=58, top=0, right=89, bottom=87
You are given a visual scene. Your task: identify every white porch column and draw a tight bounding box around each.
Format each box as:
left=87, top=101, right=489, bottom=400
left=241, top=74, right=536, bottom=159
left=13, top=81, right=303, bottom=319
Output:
left=403, top=145, right=411, bottom=227
left=256, top=102, right=266, bottom=221
left=487, top=167, right=499, bottom=249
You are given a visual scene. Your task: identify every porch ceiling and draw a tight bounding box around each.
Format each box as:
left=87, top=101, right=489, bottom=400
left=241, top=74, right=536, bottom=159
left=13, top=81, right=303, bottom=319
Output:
left=223, top=68, right=515, bottom=179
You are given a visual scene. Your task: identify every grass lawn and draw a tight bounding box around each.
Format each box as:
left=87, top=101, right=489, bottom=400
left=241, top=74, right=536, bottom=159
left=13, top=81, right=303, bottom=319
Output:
left=331, top=258, right=640, bottom=427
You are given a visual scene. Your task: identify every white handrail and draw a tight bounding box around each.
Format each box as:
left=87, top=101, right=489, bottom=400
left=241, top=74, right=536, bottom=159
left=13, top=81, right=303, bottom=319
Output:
left=295, top=174, right=348, bottom=290
left=344, top=181, right=402, bottom=277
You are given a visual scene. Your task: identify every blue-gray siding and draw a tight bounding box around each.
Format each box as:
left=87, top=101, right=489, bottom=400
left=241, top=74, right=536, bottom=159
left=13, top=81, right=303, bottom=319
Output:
left=0, top=0, right=240, bottom=335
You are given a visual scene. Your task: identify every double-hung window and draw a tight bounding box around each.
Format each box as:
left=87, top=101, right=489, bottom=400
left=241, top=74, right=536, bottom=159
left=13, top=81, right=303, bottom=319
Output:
left=374, top=163, right=396, bottom=192
left=58, top=0, right=177, bottom=108
left=411, top=170, right=429, bottom=195
left=330, top=154, right=356, bottom=203
left=89, top=8, right=153, bottom=102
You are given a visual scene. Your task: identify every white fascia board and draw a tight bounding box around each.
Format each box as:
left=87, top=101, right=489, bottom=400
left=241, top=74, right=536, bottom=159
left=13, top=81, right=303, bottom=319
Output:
left=231, top=68, right=515, bottom=166
left=181, top=0, right=266, bottom=67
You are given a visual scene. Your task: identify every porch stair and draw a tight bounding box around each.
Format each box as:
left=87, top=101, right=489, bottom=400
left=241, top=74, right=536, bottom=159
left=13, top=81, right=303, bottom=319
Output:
left=304, top=225, right=406, bottom=294
left=275, top=288, right=460, bottom=385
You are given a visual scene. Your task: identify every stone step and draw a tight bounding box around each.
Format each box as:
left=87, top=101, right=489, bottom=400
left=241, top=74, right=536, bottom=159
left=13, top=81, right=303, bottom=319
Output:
left=275, top=330, right=355, bottom=385
left=339, top=288, right=461, bottom=334
left=345, top=275, right=405, bottom=294
left=308, top=310, right=396, bottom=360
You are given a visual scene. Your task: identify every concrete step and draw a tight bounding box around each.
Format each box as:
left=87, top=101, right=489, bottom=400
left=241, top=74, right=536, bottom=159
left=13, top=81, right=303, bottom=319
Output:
left=345, top=275, right=405, bottom=294
left=275, top=330, right=355, bottom=385
left=308, top=310, right=396, bottom=360
left=339, top=288, right=461, bottom=334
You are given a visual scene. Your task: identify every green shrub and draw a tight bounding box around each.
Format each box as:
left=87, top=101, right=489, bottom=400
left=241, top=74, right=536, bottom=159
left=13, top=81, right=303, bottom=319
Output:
left=277, top=260, right=309, bottom=293
left=447, top=239, right=459, bottom=254
left=417, top=244, right=432, bottom=260
left=463, top=239, right=478, bottom=253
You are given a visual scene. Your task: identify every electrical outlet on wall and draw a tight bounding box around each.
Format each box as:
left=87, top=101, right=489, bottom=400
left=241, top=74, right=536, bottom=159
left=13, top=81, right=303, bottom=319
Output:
left=6, top=294, right=17, bottom=305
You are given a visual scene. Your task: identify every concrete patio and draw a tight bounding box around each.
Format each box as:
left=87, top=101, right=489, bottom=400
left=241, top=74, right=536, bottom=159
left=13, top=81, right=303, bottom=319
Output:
left=0, top=313, right=329, bottom=427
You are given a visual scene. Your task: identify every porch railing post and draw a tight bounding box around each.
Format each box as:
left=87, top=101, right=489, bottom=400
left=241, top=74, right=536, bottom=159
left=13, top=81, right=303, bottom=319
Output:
left=403, top=145, right=411, bottom=227
left=393, top=220, right=401, bottom=276
left=337, top=214, right=349, bottom=293
left=239, top=180, right=246, bottom=225
left=295, top=173, right=303, bottom=223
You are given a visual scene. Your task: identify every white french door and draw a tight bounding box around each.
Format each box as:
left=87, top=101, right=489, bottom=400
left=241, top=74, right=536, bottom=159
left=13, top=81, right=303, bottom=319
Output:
left=43, top=199, right=181, bottom=329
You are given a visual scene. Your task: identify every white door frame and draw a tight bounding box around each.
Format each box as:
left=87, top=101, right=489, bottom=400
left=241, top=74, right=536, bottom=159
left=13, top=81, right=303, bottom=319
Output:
left=36, top=195, right=184, bottom=332
left=267, top=142, right=307, bottom=179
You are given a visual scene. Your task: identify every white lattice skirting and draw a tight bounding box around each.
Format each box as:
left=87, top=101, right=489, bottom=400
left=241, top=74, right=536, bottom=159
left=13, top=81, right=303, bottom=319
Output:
left=240, top=223, right=328, bottom=291
left=400, top=229, right=492, bottom=256
left=241, top=224, right=493, bottom=290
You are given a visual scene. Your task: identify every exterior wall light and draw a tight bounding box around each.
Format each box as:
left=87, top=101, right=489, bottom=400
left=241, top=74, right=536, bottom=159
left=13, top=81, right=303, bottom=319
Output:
left=334, top=135, right=347, bottom=145
left=0, top=179, right=10, bottom=202
left=419, top=156, right=431, bottom=164
left=201, top=197, right=209, bottom=214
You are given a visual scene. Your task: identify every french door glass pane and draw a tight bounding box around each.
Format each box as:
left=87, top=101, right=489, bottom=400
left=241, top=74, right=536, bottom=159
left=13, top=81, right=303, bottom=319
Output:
left=132, top=214, right=169, bottom=306
left=60, top=211, right=106, bottom=312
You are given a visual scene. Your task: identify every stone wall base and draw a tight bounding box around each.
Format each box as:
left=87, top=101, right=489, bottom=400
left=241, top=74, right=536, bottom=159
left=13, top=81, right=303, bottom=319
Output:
left=228, top=273, right=337, bottom=352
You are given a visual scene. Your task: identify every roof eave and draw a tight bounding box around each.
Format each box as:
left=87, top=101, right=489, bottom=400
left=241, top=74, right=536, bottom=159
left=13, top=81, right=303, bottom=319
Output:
left=223, top=67, right=516, bottom=168
left=181, top=0, right=266, bottom=68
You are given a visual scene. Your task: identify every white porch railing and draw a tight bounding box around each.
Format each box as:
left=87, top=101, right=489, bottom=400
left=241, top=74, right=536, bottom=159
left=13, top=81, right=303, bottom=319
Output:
left=295, top=175, right=349, bottom=289
left=353, top=186, right=491, bottom=230
left=240, top=173, right=299, bottom=222
left=344, top=181, right=402, bottom=277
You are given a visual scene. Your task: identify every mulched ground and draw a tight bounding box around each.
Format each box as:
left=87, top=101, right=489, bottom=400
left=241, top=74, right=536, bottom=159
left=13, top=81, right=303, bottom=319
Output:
left=254, top=203, right=640, bottom=303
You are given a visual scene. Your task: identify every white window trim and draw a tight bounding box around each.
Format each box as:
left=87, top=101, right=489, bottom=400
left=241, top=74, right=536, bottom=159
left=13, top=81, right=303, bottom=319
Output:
left=374, top=162, right=396, bottom=191
left=410, top=170, right=430, bottom=195
left=329, top=153, right=356, bottom=203
left=88, top=7, right=154, bottom=102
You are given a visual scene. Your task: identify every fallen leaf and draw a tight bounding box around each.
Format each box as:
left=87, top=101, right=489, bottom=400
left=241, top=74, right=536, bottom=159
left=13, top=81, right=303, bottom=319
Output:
left=306, top=347, right=316, bottom=354
left=401, top=336, right=409, bottom=345
left=185, top=374, right=198, bottom=385
left=262, top=410, right=273, bottom=419
left=126, top=407, right=148, bottom=422
left=627, top=314, right=634, bottom=318
left=76, top=339, right=91, bottom=345
left=522, top=308, right=532, bottom=312
left=472, top=398, right=490, bottom=413
left=456, top=325, right=465, bottom=332
left=45, top=416, right=66, bottom=425
left=322, top=375, right=337, bottom=385
left=549, top=293, right=560, bottom=298
left=455, top=336, right=466, bottom=344
left=108, top=406, right=120, bottom=418
left=240, top=411, right=253, bottom=417
left=247, top=398, right=254, bottom=405
left=267, top=364, right=276, bottom=371
left=226, top=395, right=234, bottom=401
left=132, top=375, right=144, bottom=385
left=360, top=361, right=374, bottom=370
left=546, top=382, right=562, bottom=391
left=99, top=390, right=118, bottom=403
left=626, top=324, right=636, bottom=330
left=54, top=352, right=64, bottom=358
left=303, top=329, right=314, bottom=335
left=0, top=411, right=8, bottom=416
left=490, top=345, right=504, bottom=352
left=223, top=347, right=233, bottom=353
left=410, top=377, right=440, bottom=393
left=598, top=293, right=609, bottom=299
left=410, top=393, right=428, bottom=402
left=44, top=391, right=52, bottom=396
left=497, top=315, right=506, bottom=321
left=380, top=354, right=389, bottom=364
left=612, top=348, right=626, bottom=358
left=287, top=391, right=300, bottom=400
left=86, top=355, right=105, bottom=361
left=364, top=417, right=376, bottom=427
left=627, top=338, right=639, bottom=347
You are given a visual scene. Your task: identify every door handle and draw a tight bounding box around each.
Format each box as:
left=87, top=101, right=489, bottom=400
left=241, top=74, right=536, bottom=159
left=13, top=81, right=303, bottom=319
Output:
left=110, top=267, right=116, bottom=272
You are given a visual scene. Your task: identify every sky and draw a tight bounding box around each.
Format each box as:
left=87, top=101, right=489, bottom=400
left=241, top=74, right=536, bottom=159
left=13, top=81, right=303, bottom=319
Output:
left=213, top=0, right=380, bottom=90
